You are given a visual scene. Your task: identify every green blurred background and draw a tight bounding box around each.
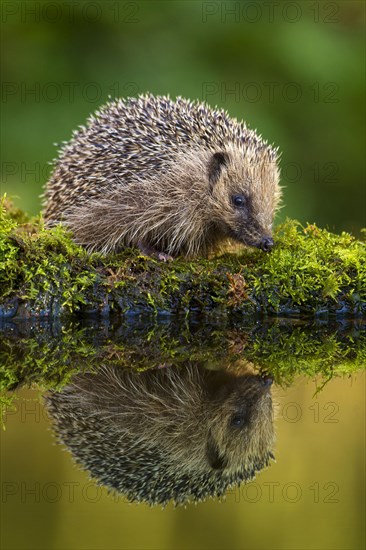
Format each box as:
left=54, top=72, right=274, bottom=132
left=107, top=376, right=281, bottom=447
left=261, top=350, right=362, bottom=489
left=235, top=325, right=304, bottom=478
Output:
left=1, top=0, right=365, bottom=234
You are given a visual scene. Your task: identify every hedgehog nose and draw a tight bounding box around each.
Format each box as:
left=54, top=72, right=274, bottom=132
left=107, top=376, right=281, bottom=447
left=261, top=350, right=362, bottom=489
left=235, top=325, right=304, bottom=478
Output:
left=259, top=237, right=274, bottom=252
left=260, top=376, right=273, bottom=387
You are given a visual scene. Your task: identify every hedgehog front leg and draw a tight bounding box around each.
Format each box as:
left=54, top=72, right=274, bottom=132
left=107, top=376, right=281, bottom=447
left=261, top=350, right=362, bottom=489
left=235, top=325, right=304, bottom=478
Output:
left=137, top=242, right=174, bottom=262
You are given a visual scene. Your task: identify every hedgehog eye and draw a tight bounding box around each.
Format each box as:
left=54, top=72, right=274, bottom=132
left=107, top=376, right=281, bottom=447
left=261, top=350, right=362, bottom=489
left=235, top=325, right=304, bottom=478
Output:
left=232, top=194, right=247, bottom=208
left=230, top=408, right=248, bottom=427
left=231, top=415, right=245, bottom=426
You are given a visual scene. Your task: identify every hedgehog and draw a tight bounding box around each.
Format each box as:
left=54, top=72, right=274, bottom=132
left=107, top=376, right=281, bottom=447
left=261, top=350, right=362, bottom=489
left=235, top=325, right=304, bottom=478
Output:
left=45, top=363, right=275, bottom=506
left=43, top=94, right=281, bottom=259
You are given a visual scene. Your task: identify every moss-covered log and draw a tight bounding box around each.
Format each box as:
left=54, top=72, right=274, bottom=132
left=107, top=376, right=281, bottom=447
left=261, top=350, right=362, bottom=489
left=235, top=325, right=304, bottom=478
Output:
left=0, top=198, right=365, bottom=319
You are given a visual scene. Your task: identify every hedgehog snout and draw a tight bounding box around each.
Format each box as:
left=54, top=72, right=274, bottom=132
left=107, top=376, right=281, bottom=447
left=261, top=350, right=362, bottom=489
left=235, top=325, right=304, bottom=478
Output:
left=228, top=224, right=274, bottom=252
left=258, top=236, right=274, bottom=252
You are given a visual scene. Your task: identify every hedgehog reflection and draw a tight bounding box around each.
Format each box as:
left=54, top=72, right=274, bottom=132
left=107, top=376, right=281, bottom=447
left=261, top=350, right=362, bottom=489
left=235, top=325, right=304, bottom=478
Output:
left=45, top=364, right=275, bottom=505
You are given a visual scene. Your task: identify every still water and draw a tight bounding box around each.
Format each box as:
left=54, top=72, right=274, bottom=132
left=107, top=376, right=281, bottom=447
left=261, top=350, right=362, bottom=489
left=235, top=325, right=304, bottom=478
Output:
left=1, top=317, right=365, bottom=550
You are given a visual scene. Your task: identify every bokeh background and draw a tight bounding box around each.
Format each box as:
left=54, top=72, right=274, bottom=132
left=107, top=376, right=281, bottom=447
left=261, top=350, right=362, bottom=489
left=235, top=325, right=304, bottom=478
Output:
left=1, top=0, right=365, bottom=234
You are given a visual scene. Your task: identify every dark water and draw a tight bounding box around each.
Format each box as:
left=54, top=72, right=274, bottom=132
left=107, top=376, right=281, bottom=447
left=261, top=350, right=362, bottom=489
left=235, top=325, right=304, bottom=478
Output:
left=1, top=317, right=365, bottom=550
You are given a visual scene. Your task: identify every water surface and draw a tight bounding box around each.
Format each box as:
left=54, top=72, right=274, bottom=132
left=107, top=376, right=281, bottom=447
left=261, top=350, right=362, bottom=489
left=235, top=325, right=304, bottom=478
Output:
left=1, top=317, right=365, bottom=550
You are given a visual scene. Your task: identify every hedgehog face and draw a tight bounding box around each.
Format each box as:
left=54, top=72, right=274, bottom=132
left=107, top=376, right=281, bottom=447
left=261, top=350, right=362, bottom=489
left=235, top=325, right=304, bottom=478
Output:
left=209, top=144, right=281, bottom=251
left=205, top=373, right=274, bottom=472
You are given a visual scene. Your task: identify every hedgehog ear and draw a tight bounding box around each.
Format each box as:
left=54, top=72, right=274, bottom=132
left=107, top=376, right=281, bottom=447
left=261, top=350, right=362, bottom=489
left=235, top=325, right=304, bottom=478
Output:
left=206, top=431, right=228, bottom=470
left=208, top=152, right=229, bottom=188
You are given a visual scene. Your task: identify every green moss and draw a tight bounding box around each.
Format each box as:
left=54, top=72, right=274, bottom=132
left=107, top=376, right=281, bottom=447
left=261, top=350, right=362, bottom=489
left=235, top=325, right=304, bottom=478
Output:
left=0, top=197, right=365, bottom=318
left=248, top=221, right=365, bottom=315
left=244, top=323, right=365, bottom=386
left=0, top=198, right=104, bottom=315
left=1, top=318, right=364, bottom=388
